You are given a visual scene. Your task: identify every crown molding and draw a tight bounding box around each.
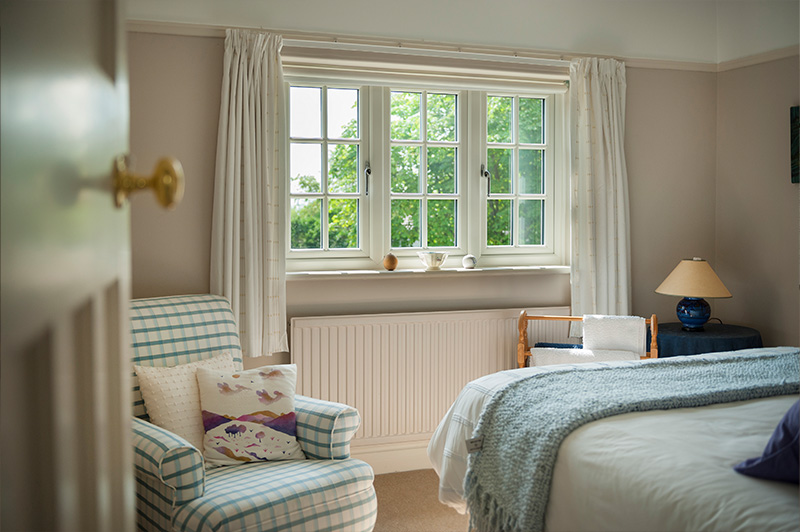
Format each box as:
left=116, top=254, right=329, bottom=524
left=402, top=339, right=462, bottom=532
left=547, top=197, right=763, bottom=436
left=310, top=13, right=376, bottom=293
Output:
left=127, top=20, right=226, bottom=38
left=623, top=57, right=717, bottom=73
left=716, top=46, right=799, bottom=72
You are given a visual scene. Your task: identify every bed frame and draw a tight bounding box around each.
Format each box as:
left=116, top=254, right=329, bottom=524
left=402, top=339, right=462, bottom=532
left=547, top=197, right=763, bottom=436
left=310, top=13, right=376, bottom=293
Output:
left=517, top=312, right=659, bottom=368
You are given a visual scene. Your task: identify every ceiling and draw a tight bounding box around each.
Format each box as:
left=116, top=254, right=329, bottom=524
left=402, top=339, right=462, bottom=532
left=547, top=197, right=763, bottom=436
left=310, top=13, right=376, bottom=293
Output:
left=126, top=0, right=799, bottom=65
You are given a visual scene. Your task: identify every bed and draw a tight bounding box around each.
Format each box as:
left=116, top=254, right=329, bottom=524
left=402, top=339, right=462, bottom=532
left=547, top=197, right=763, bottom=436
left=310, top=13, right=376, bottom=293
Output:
left=427, top=347, right=800, bottom=532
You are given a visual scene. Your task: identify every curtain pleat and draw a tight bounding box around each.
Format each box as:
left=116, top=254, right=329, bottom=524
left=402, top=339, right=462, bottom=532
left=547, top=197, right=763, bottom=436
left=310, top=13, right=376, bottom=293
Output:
left=569, top=57, right=631, bottom=334
left=211, top=29, right=288, bottom=357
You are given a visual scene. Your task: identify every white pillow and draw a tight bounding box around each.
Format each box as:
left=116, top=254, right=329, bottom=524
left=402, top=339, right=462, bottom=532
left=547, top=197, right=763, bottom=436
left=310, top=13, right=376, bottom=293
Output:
left=531, top=347, right=639, bottom=367
left=135, top=352, right=235, bottom=450
left=196, top=364, right=306, bottom=466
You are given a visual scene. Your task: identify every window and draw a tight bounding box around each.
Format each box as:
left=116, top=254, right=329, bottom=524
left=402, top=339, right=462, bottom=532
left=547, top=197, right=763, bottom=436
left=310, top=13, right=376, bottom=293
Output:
left=485, top=95, right=548, bottom=249
left=287, top=83, right=566, bottom=271
left=390, top=91, right=460, bottom=248
left=289, top=86, right=363, bottom=251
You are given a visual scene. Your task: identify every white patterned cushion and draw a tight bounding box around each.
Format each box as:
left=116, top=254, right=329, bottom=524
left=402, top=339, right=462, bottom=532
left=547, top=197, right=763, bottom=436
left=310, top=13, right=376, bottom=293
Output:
left=197, top=364, right=306, bottom=466
left=135, top=352, right=235, bottom=450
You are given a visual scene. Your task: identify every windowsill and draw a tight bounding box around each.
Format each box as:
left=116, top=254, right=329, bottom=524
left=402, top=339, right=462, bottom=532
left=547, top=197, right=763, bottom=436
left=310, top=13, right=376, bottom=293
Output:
left=286, top=264, right=570, bottom=281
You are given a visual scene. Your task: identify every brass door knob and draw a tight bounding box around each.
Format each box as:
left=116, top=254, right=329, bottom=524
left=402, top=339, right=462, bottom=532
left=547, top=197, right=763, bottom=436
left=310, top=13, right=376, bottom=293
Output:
left=112, top=156, right=184, bottom=209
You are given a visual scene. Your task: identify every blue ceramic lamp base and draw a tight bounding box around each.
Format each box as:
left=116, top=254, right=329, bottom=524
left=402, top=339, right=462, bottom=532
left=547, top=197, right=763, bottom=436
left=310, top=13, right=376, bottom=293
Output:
left=676, top=297, right=711, bottom=331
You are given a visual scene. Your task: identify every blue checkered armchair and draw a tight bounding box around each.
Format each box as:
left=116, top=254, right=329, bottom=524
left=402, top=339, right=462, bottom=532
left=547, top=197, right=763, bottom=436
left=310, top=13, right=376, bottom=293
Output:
left=130, top=295, right=378, bottom=532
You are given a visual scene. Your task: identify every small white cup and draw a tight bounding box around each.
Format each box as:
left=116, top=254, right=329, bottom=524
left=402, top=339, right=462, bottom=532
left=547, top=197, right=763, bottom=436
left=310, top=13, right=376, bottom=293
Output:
left=417, top=251, right=449, bottom=271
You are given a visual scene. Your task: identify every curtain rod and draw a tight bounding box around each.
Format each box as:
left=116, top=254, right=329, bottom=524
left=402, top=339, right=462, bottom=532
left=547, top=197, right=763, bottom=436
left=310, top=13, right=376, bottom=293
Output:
left=283, top=39, right=571, bottom=70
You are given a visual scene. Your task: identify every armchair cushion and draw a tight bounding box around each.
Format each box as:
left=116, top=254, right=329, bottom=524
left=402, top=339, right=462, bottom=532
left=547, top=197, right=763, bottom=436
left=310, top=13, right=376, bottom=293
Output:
left=173, top=459, right=376, bottom=532
left=295, top=395, right=362, bottom=460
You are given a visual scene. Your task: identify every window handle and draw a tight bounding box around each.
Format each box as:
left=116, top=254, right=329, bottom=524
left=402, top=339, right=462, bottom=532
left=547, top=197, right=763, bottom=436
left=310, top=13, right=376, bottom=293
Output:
left=365, top=162, right=372, bottom=196
left=481, top=164, right=491, bottom=197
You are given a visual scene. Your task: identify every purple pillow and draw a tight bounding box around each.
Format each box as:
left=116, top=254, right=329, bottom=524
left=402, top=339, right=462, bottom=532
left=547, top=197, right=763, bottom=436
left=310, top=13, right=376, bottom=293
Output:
left=734, top=400, right=799, bottom=484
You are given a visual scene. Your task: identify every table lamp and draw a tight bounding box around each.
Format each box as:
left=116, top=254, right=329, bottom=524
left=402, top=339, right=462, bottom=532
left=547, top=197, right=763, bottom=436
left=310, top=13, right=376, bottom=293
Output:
left=655, top=257, right=731, bottom=331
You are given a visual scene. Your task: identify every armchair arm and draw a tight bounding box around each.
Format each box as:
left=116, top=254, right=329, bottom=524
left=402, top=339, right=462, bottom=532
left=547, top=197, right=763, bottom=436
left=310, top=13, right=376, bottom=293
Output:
left=294, top=395, right=361, bottom=460
left=132, top=417, right=205, bottom=504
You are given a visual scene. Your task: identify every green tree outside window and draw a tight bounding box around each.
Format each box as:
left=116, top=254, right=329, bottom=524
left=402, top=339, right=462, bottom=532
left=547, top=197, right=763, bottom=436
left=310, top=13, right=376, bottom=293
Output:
left=486, top=96, right=544, bottom=247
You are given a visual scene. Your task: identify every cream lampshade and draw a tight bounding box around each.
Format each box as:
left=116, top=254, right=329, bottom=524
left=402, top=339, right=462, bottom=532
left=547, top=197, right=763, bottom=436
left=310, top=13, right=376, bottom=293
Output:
left=655, top=257, right=731, bottom=331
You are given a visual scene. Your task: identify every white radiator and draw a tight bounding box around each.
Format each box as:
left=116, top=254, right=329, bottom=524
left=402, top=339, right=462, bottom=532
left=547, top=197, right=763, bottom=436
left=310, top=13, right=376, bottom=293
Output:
left=290, top=306, right=571, bottom=447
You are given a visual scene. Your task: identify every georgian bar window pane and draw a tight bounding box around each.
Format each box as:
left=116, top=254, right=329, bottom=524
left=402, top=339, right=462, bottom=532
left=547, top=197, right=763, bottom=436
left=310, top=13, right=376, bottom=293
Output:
left=486, top=95, right=545, bottom=247
left=390, top=91, right=459, bottom=249
left=289, top=86, right=361, bottom=250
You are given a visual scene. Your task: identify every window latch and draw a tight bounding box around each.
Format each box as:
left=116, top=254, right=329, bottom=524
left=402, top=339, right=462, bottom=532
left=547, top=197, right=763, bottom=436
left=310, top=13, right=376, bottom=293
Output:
left=481, top=164, right=491, bottom=197
left=365, top=162, right=372, bottom=196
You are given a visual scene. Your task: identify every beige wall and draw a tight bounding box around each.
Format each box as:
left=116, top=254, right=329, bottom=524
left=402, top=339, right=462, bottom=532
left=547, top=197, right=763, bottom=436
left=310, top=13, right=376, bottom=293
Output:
left=127, top=31, right=799, bottom=350
left=715, top=56, right=799, bottom=346
left=625, top=67, right=718, bottom=326
left=129, top=32, right=223, bottom=298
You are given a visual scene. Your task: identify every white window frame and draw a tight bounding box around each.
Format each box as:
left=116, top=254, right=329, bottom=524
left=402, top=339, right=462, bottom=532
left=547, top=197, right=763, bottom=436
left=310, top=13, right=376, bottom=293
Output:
left=285, top=80, right=568, bottom=272
left=286, top=84, right=374, bottom=271
left=472, top=91, right=568, bottom=267
left=383, top=88, right=466, bottom=258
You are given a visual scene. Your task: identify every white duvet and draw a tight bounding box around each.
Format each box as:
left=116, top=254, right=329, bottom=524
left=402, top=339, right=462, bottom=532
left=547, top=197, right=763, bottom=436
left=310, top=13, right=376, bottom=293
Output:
left=427, top=351, right=800, bottom=532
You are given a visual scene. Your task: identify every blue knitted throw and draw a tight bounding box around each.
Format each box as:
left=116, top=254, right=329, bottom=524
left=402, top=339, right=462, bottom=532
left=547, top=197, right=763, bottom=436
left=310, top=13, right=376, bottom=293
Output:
left=464, top=348, right=800, bottom=532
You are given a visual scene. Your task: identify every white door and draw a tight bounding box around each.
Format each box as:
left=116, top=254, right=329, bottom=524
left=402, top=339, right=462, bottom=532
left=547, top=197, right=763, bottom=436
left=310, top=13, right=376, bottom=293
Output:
left=1, top=1, right=135, bottom=530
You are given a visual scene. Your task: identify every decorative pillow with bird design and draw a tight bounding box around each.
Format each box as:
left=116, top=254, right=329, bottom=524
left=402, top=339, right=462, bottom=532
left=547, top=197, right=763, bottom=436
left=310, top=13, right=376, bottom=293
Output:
left=196, top=364, right=306, bottom=466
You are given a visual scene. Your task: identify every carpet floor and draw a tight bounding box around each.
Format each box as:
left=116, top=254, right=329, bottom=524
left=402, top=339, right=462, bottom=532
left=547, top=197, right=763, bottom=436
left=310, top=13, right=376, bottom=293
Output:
left=372, top=469, right=469, bottom=531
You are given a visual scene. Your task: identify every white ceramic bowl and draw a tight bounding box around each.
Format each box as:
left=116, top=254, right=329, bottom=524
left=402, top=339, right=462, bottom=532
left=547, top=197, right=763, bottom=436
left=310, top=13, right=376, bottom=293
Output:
left=417, top=251, right=449, bottom=271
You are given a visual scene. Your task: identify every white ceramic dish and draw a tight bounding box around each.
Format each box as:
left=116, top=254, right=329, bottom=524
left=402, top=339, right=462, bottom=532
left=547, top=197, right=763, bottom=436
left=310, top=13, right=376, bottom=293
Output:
left=417, top=251, right=449, bottom=270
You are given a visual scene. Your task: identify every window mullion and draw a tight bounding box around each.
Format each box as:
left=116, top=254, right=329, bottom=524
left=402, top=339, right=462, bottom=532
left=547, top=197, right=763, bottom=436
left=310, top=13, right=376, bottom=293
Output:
left=321, top=139, right=329, bottom=252
left=513, top=183, right=519, bottom=248
left=472, top=91, right=485, bottom=257
left=368, top=86, right=387, bottom=264
left=420, top=91, right=428, bottom=248
left=321, top=195, right=329, bottom=251
left=358, top=89, right=368, bottom=253
left=320, top=86, right=329, bottom=250
left=513, top=96, right=520, bottom=249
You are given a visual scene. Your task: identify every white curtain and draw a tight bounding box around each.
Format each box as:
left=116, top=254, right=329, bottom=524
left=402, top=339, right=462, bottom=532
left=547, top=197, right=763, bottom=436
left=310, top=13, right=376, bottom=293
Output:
left=211, top=29, right=289, bottom=357
left=569, top=57, right=631, bottom=328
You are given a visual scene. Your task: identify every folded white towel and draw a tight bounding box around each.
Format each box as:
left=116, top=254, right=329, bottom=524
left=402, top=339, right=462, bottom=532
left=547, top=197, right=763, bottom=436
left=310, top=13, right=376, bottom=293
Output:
left=582, top=315, right=646, bottom=357
left=530, top=347, right=639, bottom=367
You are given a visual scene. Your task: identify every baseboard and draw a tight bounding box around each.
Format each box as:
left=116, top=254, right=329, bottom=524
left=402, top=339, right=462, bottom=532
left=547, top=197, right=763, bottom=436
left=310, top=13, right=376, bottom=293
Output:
left=350, top=440, right=432, bottom=475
